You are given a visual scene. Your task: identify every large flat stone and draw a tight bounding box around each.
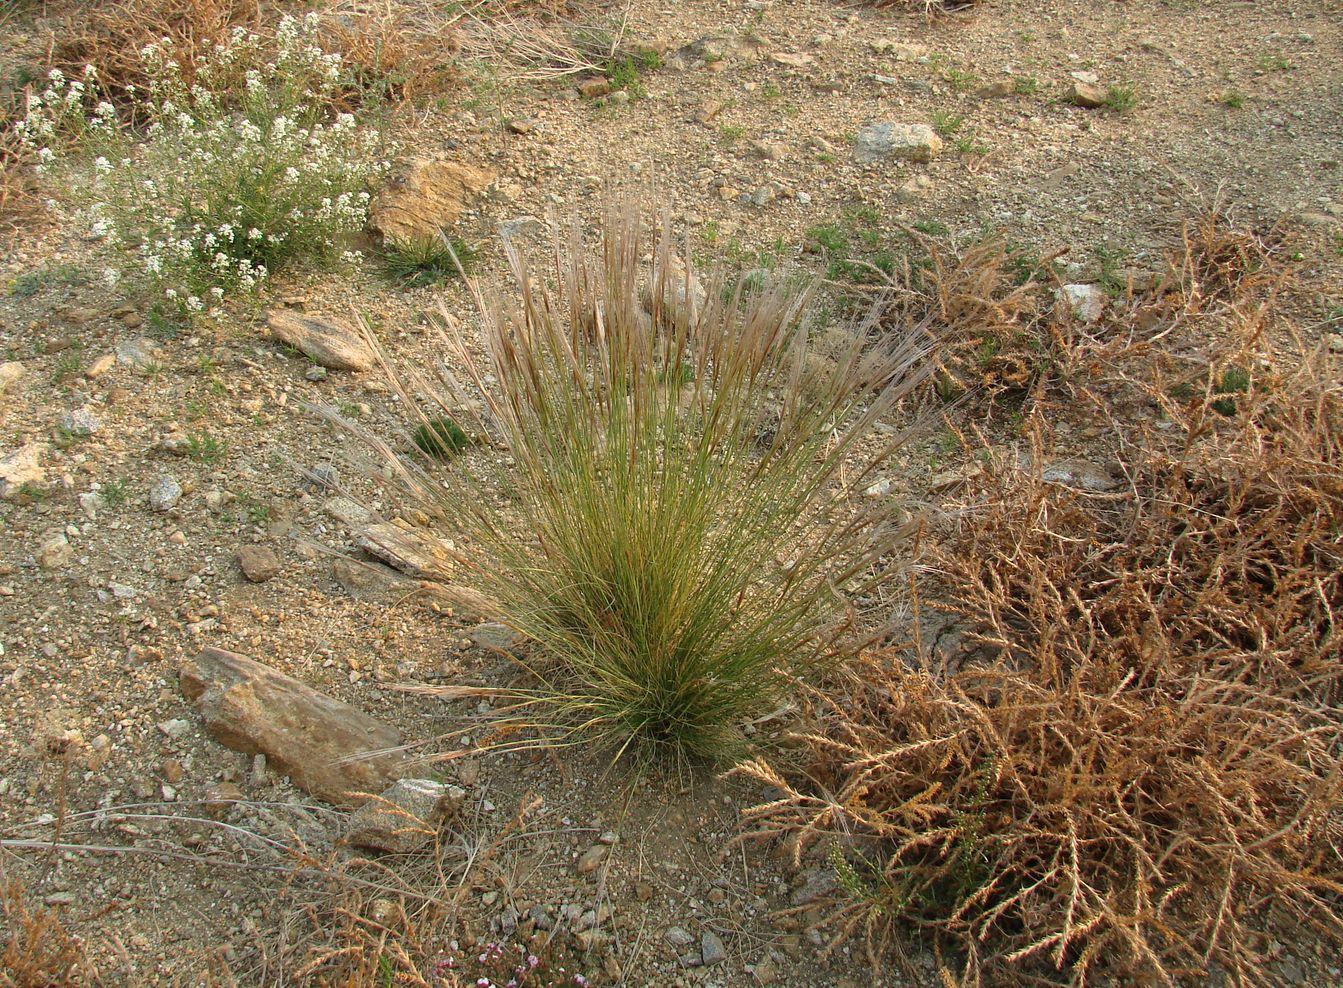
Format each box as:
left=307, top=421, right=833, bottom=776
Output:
left=179, top=648, right=408, bottom=806
left=266, top=310, right=376, bottom=372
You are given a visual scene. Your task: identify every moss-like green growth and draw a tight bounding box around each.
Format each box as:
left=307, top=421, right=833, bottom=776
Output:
left=413, top=416, right=472, bottom=459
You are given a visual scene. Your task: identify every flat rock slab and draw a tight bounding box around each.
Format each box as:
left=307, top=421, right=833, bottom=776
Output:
left=180, top=648, right=408, bottom=806
left=359, top=522, right=455, bottom=581
left=346, top=778, right=465, bottom=853
left=853, top=122, right=943, bottom=164
left=368, top=157, right=494, bottom=246
left=266, top=310, right=376, bottom=372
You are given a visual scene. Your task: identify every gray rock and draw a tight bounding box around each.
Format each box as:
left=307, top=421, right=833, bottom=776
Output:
left=331, top=558, right=411, bottom=602
left=664, top=926, right=695, bottom=948
left=304, top=365, right=328, bottom=382
left=853, top=122, right=943, bottom=164
left=149, top=475, right=183, bottom=512
left=528, top=903, right=554, bottom=930
left=497, top=215, right=545, bottom=242
left=790, top=867, right=838, bottom=906
left=1062, top=283, right=1106, bottom=325
left=59, top=409, right=101, bottom=436
left=346, top=778, right=464, bottom=853
left=1041, top=459, right=1121, bottom=492
left=0, top=443, right=46, bottom=500
left=302, top=463, right=341, bottom=492
left=114, top=338, right=161, bottom=370
left=701, top=932, right=727, bottom=967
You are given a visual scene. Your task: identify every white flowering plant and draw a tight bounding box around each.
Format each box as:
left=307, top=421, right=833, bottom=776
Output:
left=18, top=14, right=386, bottom=321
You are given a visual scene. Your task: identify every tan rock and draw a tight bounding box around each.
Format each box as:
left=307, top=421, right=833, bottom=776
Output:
left=1068, top=81, right=1108, bottom=109
left=266, top=310, right=376, bottom=372
left=0, top=361, right=24, bottom=395
left=367, top=157, right=494, bottom=246
left=85, top=354, right=116, bottom=380
left=180, top=648, right=409, bottom=806
left=577, top=77, right=611, bottom=99
left=0, top=444, right=46, bottom=501
left=358, top=521, right=455, bottom=581
left=237, top=545, right=282, bottom=583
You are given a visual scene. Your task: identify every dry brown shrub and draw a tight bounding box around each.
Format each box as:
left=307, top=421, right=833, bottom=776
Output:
left=0, top=116, right=40, bottom=240
left=738, top=356, right=1343, bottom=984
left=45, top=0, right=457, bottom=114
left=47, top=0, right=264, bottom=106
left=315, top=1, right=460, bottom=110
left=876, top=211, right=1290, bottom=407
left=0, top=878, right=97, bottom=987
left=735, top=214, right=1341, bottom=984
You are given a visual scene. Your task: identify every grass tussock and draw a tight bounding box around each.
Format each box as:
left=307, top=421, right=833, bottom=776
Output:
left=1, top=878, right=97, bottom=987
left=735, top=283, right=1343, bottom=983
left=345, top=208, right=934, bottom=769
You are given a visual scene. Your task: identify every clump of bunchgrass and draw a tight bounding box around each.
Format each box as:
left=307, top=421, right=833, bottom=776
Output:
left=20, top=14, right=386, bottom=322
left=381, top=231, right=477, bottom=287
left=349, top=209, right=932, bottom=769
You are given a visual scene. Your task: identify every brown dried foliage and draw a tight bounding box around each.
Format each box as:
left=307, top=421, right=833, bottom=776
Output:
left=0, top=879, right=96, bottom=987
left=736, top=218, right=1343, bottom=985
left=44, top=0, right=457, bottom=113
left=47, top=0, right=264, bottom=106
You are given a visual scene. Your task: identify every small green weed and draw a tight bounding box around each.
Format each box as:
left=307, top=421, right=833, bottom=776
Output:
left=944, top=68, right=977, bottom=92
left=100, top=479, right=130, bottom=508
left=931, top=111, right=965, bottom=137
left=49, top=353, right=81, bottom=384
left=185, top=432, right=228, bottom=464
left=1013, top=76, right=1039, bottom=95
left=1255, top=53, right=1291, bottom=72
left=1220, top=90, right=1246, bottom=109
left=720, top=124, right=745, bottom=142
left=10, top=265, right=86, bottom=298
left=954, top=134, right=989, bottom=156
left=1211, top=365, right=1252, bottom=416
left=1104, top=85, right=1138, bottom=113
left=381, top=232, right=477, bottom=287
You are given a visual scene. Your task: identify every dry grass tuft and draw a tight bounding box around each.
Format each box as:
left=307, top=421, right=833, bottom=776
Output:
left=0, top=878, right=96, bottom=987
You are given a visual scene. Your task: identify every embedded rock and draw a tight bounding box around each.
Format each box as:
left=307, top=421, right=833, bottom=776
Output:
left=266, top=310, right=376, bottom=372
left=358, top=521, right=455, bottom=581
left=0, top=444, right=46, bottom=500
left=237, top=545, right=282, bottom=583
left=853, top=122, right=943, bottom=164
left=346, top=778, right=465, bottom=853
left=367, top=157, right=494, bottom=246
left=179, top=647, right=409, bottom=806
